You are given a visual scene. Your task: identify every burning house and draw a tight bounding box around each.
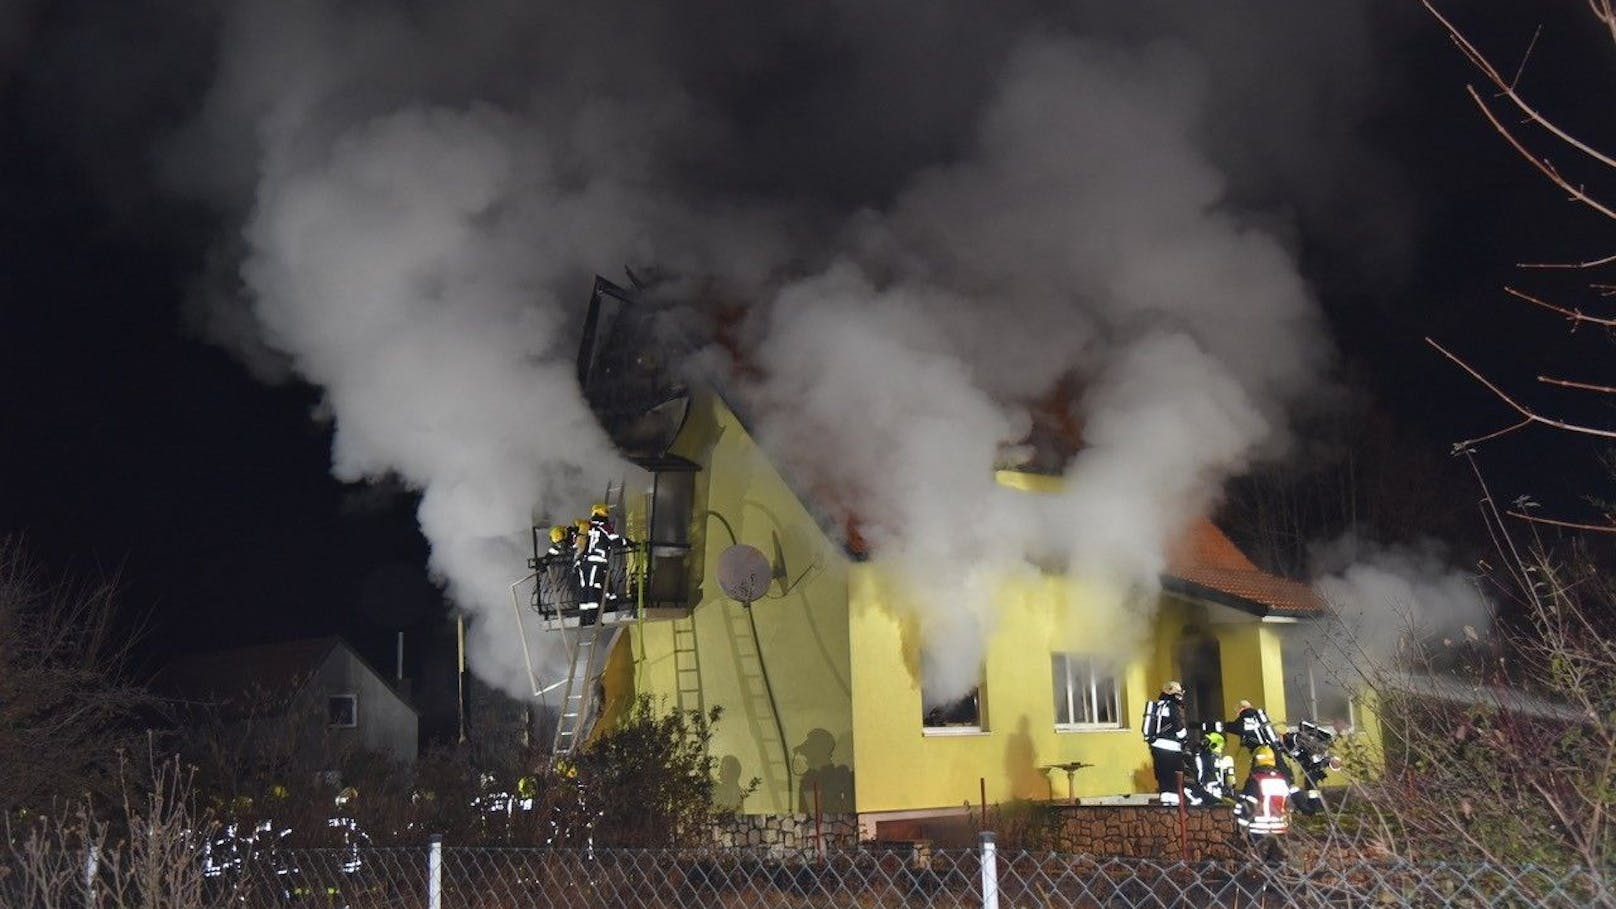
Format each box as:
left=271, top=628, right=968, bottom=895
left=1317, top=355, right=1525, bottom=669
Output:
left=514, top=277, right=1365, bottom=836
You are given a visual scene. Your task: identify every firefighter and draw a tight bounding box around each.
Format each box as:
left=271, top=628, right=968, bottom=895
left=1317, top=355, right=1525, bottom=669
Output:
left=328, top=787, right=369, bottom=875
left=1184, top=730, right=1236, bottom=806
left=516, top=774, right=538, bottom=813
left=1142, top=680, right=1188, bottom=806
left=1281, top=721, right=1339, bottom=815
left=251, top=787, right=297, bottom=902
left=1233, top=699, right=1281, bottom=755
left=546, top=757, right=593, bottom=852
left=1236, top=746, right=1295, bottom=863
left=576, top=503, right=629, bottom=625
left=542, top=524, right=576, bottom=563
left=539, top=524, right=580, bottom=619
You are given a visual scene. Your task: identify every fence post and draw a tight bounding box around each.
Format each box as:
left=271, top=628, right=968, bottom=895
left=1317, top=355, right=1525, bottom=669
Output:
left=428, top=834, right=443, bottom=909
left=83, top=843, right=99, bottom=909
left=1175, top=770, right=1189, bottom=862
left=979, top=831, right=999, bottom=909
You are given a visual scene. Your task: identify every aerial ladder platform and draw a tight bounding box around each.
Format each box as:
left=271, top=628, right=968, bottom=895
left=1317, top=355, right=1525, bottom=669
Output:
left=509, top=485, right=647, bottom=755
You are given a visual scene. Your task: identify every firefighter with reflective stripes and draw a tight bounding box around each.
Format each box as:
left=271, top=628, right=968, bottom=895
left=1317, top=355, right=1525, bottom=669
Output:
left=540, top=524, right=581, bottom=619
left=576, top=503, right=628, bottom=625
left=1185, top=730, right=1236, bottom=806
left=327, top=787, right=369, bottom=875
left=1142, top=680, right=1188, bottom=806
left=1233, top=699, right=1281, bottom=755
left=542, top=524, right=577, bottom=564
left=1236, top=746, right=1295, bottom=862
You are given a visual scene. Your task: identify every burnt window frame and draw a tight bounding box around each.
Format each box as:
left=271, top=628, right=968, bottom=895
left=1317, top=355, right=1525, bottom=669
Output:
left=922, top=672, right=987, bottom=735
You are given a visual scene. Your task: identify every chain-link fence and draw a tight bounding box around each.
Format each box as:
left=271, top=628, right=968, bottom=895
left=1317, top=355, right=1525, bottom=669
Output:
left=4, top=833, right=1606, bottom=908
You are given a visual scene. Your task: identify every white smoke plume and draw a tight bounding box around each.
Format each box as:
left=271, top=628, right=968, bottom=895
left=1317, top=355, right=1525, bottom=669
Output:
left=747, top=36, right=1317, bottom=699
left=148, top=0, right=1393, bottom=697
left=1311, top=536, right=1491, bottom=671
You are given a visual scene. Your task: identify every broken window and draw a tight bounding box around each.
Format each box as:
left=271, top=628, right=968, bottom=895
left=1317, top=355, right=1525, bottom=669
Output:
left=923, top=668, right=985, bottom=733
left=640, top=463, right=696, bottom=607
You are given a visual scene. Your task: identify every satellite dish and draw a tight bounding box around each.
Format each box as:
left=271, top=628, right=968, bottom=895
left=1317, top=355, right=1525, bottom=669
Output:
left=716, top=544, right=772, bottom=605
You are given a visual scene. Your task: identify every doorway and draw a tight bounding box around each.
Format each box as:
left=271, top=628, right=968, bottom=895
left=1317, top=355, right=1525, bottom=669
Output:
left=1177, top=635, right=1225, bottom=725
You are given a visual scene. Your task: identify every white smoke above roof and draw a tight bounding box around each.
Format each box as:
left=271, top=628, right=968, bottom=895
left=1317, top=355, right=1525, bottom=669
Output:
left=155, top=0, right=1400, bottom=697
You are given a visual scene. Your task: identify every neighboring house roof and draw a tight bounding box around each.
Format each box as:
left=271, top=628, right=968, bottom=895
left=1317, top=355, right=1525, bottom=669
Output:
left=155, top=636, right=415, bottom=719
left=1163, top=521, right=1327, bottom=619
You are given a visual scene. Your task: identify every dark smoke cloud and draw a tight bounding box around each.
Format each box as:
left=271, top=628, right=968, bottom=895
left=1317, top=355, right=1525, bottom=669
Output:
left=17, top=0, right=1412, bottom=696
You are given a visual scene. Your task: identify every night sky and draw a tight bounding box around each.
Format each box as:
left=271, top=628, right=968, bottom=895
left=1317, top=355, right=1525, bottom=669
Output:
left=1, top=1, right=1611, bottom=681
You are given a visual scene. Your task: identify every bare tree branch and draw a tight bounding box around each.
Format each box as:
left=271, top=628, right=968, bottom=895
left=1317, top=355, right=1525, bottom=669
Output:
left=1427, top=0, right=1616, bottom=176
left=1503, top=510, right=1616, bottom=533
left=1539, top=375, right=1616, bottom=394
left=1519, top=251, right=1616, bottom=269
left=1506, top=286, right=1616, bottom=328
left=1427, top=338, right=1616, bottom=442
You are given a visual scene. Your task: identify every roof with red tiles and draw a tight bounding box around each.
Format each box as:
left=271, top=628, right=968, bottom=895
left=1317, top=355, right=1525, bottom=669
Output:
left=1164, top=520, right=1326, bottom=618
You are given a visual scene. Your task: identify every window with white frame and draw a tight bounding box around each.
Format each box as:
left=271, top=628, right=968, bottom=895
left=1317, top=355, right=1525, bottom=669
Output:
left=1281, top=637, right=1356, bottom=732
left=1052, top=653, right=1121, bottom=728
left=327, top=694, right=358, bottom=728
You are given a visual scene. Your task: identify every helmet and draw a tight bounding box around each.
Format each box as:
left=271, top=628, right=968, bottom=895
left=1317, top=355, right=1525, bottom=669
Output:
left=1161, top=680, right=1183, bottom=696
left=576, top=519, right=590, bottom=534
left=1203, top=732, right=1225, bottom=753
left=554, top=758, right=578, bottom=779
left=590, top=503, right=610, bottom=518
left=335, top=786, right=358, bottom=807
left=1253, top=746, right=1277, bottom=769
left=549, top=525, right=567, bottom=544
left=268, top=784, right=289, bottom=801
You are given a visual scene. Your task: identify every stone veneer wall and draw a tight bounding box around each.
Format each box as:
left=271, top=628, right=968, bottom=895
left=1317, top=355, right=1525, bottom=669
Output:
left=1045, top=805, right=1240, bottom=861
left=710, top=813, right=861, bottom=853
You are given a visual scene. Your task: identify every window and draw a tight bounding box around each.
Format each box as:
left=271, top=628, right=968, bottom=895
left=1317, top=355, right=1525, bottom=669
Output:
left=327, top=694, right=358, bottom=728
left=1052, top=654, right=1121, bottom=728
left=1283, top=654, right=1356, bottom=732
left=923, top=687, right=984, bottom=733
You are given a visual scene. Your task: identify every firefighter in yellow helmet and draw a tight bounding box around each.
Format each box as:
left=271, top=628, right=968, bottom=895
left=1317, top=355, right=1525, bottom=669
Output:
left=540, top=524, right=581, bottom=571
left=529, top=523, right=581, bottom=620
left=1184, top=730, right=1235, bottom=805
left=516, top=774, right=538, bottom=812
left=329, top=787, right=367, bottom=874
left=1236, top=746, right=1296, bottom=862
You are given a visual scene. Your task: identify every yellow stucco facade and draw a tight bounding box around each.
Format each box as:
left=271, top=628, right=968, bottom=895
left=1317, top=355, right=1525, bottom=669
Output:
left=602, top=391, right=1315, bottom=818
left=612, top=392, right=854, bottom=815
left=847, top=567, right=1293, bottom=814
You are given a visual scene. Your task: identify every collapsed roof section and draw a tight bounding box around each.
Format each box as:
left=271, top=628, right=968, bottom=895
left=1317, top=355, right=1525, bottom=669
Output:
left=574, top=276, right=696, bottom=463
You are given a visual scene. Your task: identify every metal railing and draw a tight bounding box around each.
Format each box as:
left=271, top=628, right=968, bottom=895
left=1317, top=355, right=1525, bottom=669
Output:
left=3, top=832, right=1605, bottom=908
